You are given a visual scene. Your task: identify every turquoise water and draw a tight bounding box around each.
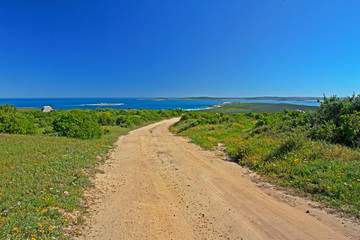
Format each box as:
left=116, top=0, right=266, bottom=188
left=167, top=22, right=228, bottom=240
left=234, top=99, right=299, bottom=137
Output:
left=0, top=98, right=320, bottom=110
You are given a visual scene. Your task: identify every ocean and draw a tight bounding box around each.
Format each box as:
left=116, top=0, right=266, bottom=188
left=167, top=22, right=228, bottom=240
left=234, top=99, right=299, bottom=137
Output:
left=0, top=98, right=320, bottom=110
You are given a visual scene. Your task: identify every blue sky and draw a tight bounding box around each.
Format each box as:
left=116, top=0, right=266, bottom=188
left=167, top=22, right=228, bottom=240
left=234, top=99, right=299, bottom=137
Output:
left=0, top=0, right=359, bottom=98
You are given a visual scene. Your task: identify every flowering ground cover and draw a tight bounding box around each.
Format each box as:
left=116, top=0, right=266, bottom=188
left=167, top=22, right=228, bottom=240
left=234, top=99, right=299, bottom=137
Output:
left=0, top=126, right=126, bottom=239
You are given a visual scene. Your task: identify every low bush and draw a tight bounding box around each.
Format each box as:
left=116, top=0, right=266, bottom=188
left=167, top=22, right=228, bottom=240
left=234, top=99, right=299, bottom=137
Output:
left=52, top=110, right=102, bottom=139
left=0, top=111, right=36, bottom=134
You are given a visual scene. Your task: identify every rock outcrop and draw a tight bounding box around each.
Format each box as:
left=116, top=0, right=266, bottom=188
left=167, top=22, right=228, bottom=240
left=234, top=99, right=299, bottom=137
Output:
left=41, top=106, right=53, bottom=112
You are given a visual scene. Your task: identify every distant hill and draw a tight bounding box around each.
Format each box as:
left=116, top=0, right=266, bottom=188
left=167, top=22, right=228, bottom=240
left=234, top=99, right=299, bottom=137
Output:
left=149, top=96, right=320, bottom=102
left=151, top=98, right=172, bottom=100
left=238, top=96, right=319, bottom=101
left=203, top=102, right=318, bottom=114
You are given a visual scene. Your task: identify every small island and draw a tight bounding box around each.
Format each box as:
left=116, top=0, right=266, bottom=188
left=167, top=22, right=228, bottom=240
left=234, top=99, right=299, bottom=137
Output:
left=83, top=103, right=124, bottom=106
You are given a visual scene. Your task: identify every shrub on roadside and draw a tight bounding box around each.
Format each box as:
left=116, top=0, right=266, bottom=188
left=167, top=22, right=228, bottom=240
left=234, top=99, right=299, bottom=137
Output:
left=308, top=94, right=360, bottom=147
left=52, top=110, right=102, bottom=139
left=97, top=111, right=115, bottom=126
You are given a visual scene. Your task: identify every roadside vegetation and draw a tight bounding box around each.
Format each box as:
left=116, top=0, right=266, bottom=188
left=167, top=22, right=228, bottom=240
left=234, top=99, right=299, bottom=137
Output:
left=0, top=105, right=183, bottom=239
left=171, top=94, right=360, bottom=218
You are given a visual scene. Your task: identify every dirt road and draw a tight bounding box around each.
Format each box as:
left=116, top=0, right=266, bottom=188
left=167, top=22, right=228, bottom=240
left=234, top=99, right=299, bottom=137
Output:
left=81, top=118, right=359, bottom=240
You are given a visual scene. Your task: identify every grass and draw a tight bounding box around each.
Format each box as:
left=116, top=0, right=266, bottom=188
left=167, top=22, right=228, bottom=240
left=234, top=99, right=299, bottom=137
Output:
left=0, top=124, right=141, bottom=239
left=15, top=107, right=41, bottom=113
left=171, top=118, right=360, bottom=218
left=203, top=102, right=318, bottom=114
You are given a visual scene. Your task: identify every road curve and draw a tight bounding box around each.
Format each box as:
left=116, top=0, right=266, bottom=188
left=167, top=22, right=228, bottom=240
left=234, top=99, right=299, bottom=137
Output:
left=80, top=118, right=359, bottom=240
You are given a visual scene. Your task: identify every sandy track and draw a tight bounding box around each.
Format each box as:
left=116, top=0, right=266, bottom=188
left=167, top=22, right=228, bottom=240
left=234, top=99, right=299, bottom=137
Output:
left=80, top=118, right=359, bottom=240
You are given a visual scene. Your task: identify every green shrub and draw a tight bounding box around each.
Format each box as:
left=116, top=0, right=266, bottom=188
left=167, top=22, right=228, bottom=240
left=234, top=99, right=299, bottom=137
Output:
left=338, top=112, right=360, bottom=147
left=43, top=126, right=55, bottom=135
left=255, top=114, right=281, bottom=127
left=97, top=111, right=115, bottom=126
left=266, top=134, right=305, bottom=160
left=0, top=104, right=16, bottom=113
left=52, top=110, right=102, bottom=139
left=310, top=94, right=360, bottom=147
left=310, top=120, right=337, bottom=142
left=178, top=119, right=200, bottom=132
left=102, top=127, right=112, bottom=135
left=129, top=115, right=142, bottom=125
left=115, top=115, right=132, bottom=127
left=0, top=110, right=36, bottom=134
left=228, top=145, right=252, bottom=162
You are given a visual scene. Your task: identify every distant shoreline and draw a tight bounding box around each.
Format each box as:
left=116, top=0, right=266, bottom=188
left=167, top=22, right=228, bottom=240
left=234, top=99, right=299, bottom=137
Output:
left=82, top=103, right=124, bottom=106
left=202, top=102, right=319, bottom=113
left=148, top=96, right=320, bottom=102
left=0, top=97, right=319, bottom=110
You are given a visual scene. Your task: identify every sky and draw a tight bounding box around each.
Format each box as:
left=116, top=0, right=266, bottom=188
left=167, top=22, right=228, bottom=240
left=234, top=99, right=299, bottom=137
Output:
left=0, top=0, right=359, bottom=98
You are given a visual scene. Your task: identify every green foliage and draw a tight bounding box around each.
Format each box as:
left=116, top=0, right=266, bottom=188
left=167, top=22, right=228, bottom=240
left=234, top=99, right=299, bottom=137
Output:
left=0, top=104, right=184, bottom=139
left=0, top=104, right=16, bottom=113
left=228, top=145, right=253, bottom=162
left=97, top=110, right=115, bottom=126
left=310, top=94, right=360, bottom=147
left=0, top=106, right=36, bottom=134
left=339, top=112, right=360, bottom=147
left=53, top=110, right=102, bottom=139
left=255, top=113, right=280, bottom=127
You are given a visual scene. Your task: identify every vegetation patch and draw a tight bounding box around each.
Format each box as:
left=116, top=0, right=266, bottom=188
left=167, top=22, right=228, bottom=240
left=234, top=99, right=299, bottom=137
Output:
left=203, top=102, right=318, bottom=114
left=0, top=106, right=183, bottom=239
left=52, top=109, right=102, bottom=139
left=171, top=95, right=360, bottom=218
